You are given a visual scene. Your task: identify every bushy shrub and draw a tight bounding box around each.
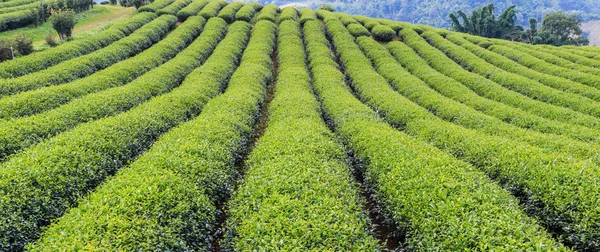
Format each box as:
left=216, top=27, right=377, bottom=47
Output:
left=0, top=38, right=12, bottom=62
left=318, top=3, right=334, bottom=12
left=13, top=33, right=33, bottom=56
left=347, top=23, right=370, bottom=37
left=49, top=9, right=76, bottom=39
left=371, top=24, right=395, bottom=41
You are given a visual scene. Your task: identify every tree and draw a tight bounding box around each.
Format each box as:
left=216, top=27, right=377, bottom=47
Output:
left=449, top=4, right=524, bottom=41
left=537, top=11, right=588, bottom=46
left=49, top=9, right=76, bottom=40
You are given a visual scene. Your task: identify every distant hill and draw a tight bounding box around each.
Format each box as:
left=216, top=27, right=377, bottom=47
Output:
left=251, top=0, right=599, bottom=29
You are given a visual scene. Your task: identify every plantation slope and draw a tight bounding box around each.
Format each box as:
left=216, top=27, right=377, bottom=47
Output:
left=0, top=18, right=250, bottom=251
left=31, top=18, right=275, bottom=251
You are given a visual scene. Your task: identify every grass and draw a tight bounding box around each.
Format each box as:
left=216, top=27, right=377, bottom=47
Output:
left=0, top=5, right=135, bottom=49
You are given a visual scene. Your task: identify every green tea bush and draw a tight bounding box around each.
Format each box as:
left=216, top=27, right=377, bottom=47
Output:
left=0, top=18, right=227, bottom=161
left=224, top=20, right=378, bottom=251
left=217, top=1, right=244, bottom=23
left=175, top=0, right=208, bottom=21
left=297, top=8, right=316, bottom=24
left=234, top=2, right=261, bottom=22
left=0, top=14, right=177, bottom=97
left=279, top=6, right=297, bottom=21
left=0, top=20, right=250, bottom=251
left=347, top=23, right=370, bottom=37
left=371, top=24, right=395, bottom=41
left=156, top=0, right=193, bottom=16
left=0, top=16, right=206, bottom=119
left=0, top=12, right=156, bottom=78
left=198, top=0, right=227, bottom=20
left=30, top=20, right=274, bottom=251
left=256, top=4, right=279, bottom=22
left=138, top=0, right=175, bottom=13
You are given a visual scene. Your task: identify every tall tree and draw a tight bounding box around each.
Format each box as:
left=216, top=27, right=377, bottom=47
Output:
left=449, top=4, right=523, bottom=40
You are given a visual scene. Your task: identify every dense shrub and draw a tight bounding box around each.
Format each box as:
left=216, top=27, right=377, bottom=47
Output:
left=156, top=0, right=193, bottom=16
left=217, top=1, right=244, bottom=23
left=13, top=33, right=33, bottom=56
left=198, top=0, right=227, bottom=20
left=371, top=24, right=395, bottom=41
left=234, top=2, right=261, bottom=22
left=175, top=0, right=208, bottom=21
left=137, top=0, right=175, bottom=13
left=279, top=6, right=297, bottom=21
left=347, top=23, right=370, bottom=37
left=49, top=9, right=76, bottom=39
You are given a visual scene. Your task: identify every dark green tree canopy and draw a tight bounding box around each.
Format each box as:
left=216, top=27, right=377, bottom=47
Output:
left=449, top=4, right=522, bottom=40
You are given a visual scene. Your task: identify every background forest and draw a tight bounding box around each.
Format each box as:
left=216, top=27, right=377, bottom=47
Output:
left=245, top=0, right=599, bottom=29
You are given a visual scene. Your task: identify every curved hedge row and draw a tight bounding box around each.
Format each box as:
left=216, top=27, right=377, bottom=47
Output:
left=198, top=0, right=226, bottom=20
left=399, top=28, right=600, bottom=130
left=371, top=24, right=395, bottom=41
left=217, top=1, right=244, bottom=23
left=485, top=44, right=600, bottom=89
left=357, top=36, right=599, bottom=158
left=175, top=0, right=208, bottom=21
left=348, top=23, right=370, bottom=37
left=156, top=0, right=193, bottom=16
left=256, top=4, right=279, bottom=23
left=0, top=8, right=35, bottom=32
left=0, top=20, right=251, bottom=251
left=386, top=40, right=600, bottom=144
left=446, top=33, right=600, bottom=102
left=0, top=14, right=176, bottom=97
left=0, top=12, right=156, bottom=78
left=224, top=20, right=378, bottom=251
left=234, top=1, right=262, bottom=22
left=421, top=31, right=600, bottom=119
left=314, top=16, right=563, bottom=250
left=0, top=0, right=37, bottom=8
left=298, top=8, right=316, bottom=24
left=279, top=6, right=297, bottom=21
left=326, top=16, right=600, bottom=250
left=0, top=2, right=38, bottom=15
left=138, top=0, right=176, bottom=13
left=533, top=44, right=600, bottom=68
left=0, top=16, right=206, bottom=119
left=0, top=18, right=227, bottom=161
left=29, top=20, right=276, bottom=252
left=505, top=42, right=600, bottom=76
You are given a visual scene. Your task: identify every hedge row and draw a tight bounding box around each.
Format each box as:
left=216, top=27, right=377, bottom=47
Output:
left=446, top=33, right=600, bottom=103
left=386, top=39, right=600, bottom=145
left=279, top=6, right=297, bottom=21
left=371, top=24, right=395, bottom=41
left=234, top=1, right=262, bottom=22
left=0, top=0, right=36, bottom=8
left=357, top=36, right=599, bottom=158
left=217, top=1, right=244, bottom=23
left=156, top=0, right=193, bottom=16
left=138, top=0, right=176, bottom=13
left=0, top=1, right=38, bottom=15
left=0, top=8, right=36, bottom=32
left=533, top=44, right=600, bottom=68
left=347, top=23, right=370, bottom=37
left=0, top=14, right=176, bottom=97
left=29, top=20, right=275, bottom=251
left=297, top=7, right=316, bottom=24
left=399, top=28, right=600, bottom=130
left=0, top=18, right=227, bottom=161
left=0, top=12, right=156, bottom=78
left=420, top=31, right=600, bottom=119
left=224, top=20, right=378, bottom=251
left=0, top=16, right=206, bottom=119
left=314, top=16, right=564, bottom=250
left=256, top=4, right=279, bottom=23
left=198, top=0, right=227, bottom=20
left=0, top=20, right=251, bottom=251
left=175, top=0, right=208, bottom=21
left=484, top=44, right=600, bottom=89
left=505, top=41, right=600, bottom=76
left=564, top=47, right=600, bottom=61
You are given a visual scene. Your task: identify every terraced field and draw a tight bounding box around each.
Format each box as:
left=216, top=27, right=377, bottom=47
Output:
left=1, top=0, right=599, bottom=250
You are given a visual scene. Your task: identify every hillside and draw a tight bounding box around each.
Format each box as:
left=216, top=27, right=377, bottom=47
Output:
left=0, top=0, right=600, bottom=250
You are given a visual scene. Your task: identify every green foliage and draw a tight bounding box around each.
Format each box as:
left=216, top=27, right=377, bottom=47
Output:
left=297, top=8, right=316, bottom=24
left=156, top=0, right=193, bottom=16
left=217, top=2, right=244, bottom=23
left=49, top=9, right=76, bottom=39
left=138, top=0, right=175, bottom=13
left=0, top=37, right=12, bottom=62
left=0, top=12, right=156, bottom=78
left=256, top=4, right=279, bottom=23
left=449, top=4, right=523, bottom=40
left=234, top=2, right=262, bottom=22
left=0, top=16, right=205, bottom=120
left=224, top=19, right=378, bottom=251
left=371, top=24, right=395, bottom=41
left=279, top=6, right=297, bottom=22
left=175, top=0, right=208, bottom=21
left=0, top=14, right=176, bottom=98
left=318, top=3, right=334, bottom=12
left=29, top=19, right=266, bottom=251
left=13, top=32, right=33, bottom=56
left=316, top=15, right=565, bottom=250
left=0, top=18, right=243, bottom=251
left=347, top=23, right=370, bottom=37
left=537, top=11, right=588, bottom=46
left=198, top=0, right=227, bottom=20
